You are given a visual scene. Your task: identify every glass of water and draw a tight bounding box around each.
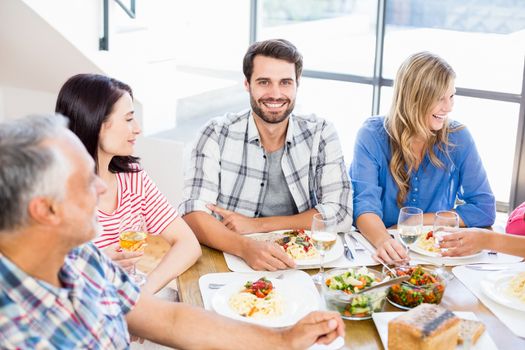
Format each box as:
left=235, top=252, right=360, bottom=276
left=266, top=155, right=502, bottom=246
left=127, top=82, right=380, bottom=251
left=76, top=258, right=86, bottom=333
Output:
left=397, top=207, right=424, bottom=257
left=433, top=210, right=459, bottom=252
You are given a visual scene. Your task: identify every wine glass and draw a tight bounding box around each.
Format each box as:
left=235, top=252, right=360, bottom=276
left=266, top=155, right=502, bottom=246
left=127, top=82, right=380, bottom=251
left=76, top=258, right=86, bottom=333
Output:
left=119, top=213, right=148, bottom=286
left=432, top=210, right=459, bottom=281
left=310, top=213, right=337, bottom=285
left=433, top=210, right=460, bottom=253
left=397, top=207, right=423, bottom=259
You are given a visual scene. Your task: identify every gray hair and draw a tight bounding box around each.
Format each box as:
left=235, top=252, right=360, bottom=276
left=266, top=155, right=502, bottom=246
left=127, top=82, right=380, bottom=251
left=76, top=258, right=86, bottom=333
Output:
left=0, top=114, right=71, bottom=231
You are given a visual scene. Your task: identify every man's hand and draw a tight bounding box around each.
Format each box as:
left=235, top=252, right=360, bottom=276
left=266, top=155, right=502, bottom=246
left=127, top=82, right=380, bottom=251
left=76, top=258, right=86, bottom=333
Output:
left=282, top=311, right=345, bottom=349
left=207, top=204, right=261, bottom=234
left=374, top=237, right=408, bottom=264
left=101, top=243, right=144, bottom=271
left=241, top=239, right=296, bottom=271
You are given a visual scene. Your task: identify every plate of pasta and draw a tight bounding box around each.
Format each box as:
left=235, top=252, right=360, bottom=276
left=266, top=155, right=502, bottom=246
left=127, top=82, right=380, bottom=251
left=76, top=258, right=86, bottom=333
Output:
left=409, top=229, right=483, bottom=260
left=480, top=270, right=525, bottom=312
left=212, top=274, right=319, bottom=327
left=251, top=229, right=344, bottom=266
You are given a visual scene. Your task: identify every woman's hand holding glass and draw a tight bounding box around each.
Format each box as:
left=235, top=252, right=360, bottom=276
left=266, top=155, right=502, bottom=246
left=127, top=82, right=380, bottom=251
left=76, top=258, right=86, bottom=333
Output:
left=118, top=213, right=148, bottom=285
left=433, top=210, right=459, bottom=254
left=439, top=228, right=490, bottom=257
left=103, top=243, right=144, bottom=270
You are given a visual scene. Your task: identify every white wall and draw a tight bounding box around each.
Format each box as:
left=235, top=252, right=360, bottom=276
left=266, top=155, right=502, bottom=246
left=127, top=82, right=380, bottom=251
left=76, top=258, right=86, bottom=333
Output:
left=22, top=0, right=101, bottom=53
left=0, top=86, right=57, bottom=121
left=0, top=0, right=185, bottom=202
left=135, top=137, right=186, bottom=207
left=0, top=0, right=104, bottom=93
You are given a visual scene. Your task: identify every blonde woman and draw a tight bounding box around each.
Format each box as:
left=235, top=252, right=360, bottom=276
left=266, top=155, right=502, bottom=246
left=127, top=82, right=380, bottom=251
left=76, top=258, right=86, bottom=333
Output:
left=350, top=52, right=495, bottom=263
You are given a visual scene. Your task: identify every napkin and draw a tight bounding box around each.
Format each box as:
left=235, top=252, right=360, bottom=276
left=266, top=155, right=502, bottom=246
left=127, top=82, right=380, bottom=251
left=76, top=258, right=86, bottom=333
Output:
left=453, top=264, right=525, bottom=338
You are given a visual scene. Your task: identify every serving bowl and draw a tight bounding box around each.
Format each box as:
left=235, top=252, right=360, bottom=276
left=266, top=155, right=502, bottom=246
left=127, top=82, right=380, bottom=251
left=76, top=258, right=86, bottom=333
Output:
left=323, top=267, right=388, bottom=320
left=382, top=265, right=447, bottom=310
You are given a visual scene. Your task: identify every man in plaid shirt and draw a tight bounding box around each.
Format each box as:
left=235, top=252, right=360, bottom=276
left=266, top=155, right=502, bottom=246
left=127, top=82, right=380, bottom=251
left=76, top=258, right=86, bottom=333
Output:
left=181, top=39, right=353, bottom=270
left=0, top=115, right=345, bottom=349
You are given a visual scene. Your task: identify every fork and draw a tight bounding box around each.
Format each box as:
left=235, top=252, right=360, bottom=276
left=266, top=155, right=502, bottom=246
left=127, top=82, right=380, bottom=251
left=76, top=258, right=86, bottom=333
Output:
left=208, top=273, right=285, bottom=289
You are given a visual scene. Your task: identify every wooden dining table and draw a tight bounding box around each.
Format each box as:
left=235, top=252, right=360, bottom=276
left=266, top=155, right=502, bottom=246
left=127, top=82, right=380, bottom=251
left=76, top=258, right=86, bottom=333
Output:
left=143, top=236, right=525, bottom=349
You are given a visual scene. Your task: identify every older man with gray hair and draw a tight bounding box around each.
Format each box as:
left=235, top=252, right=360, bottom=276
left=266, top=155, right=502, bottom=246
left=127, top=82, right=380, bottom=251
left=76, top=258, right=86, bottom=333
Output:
left=0, top=114, right=344, bottom=349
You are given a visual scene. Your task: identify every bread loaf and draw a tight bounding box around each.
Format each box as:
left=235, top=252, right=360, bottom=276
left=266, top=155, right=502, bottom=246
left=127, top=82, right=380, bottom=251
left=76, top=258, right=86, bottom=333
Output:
left=458, top=319, right=485, bottom=345
left=388, top=303, right=460, bottom=350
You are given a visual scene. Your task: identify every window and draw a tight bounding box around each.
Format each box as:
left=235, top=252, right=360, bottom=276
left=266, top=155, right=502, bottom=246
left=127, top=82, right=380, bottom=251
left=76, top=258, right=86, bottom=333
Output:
left=259, top=0, right=378, bottom=76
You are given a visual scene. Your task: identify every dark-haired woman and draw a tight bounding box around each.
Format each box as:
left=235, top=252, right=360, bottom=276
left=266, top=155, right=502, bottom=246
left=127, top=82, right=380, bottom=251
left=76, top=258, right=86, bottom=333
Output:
left=56, top=73, right=201, bottom=294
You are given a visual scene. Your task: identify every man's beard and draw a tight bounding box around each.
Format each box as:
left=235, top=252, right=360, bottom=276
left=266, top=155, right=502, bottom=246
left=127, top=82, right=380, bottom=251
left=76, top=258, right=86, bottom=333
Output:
left=250, top=95, right=295, bottom=124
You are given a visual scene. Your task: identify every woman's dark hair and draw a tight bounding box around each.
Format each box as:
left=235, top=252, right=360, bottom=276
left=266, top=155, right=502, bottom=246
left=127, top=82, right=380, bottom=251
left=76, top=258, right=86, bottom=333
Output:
left=55, top=73, right=140, bottom=174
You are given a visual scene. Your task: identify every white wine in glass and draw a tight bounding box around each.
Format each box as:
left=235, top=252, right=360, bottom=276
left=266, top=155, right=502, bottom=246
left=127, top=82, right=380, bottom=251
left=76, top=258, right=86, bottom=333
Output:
left=310, top=213, right=337, bottom=285
left=119, top=213, right=147, bottom=286
left=397, top=207, right=424, bottom=257
left=311, top=231, right=337, bottom=252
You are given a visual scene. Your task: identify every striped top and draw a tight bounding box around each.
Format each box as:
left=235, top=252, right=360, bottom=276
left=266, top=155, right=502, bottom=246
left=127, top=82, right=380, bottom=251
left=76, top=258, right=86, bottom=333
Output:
left=95, top=169, right=178, bottom=248
left=0, top=243, right=140, bottom=349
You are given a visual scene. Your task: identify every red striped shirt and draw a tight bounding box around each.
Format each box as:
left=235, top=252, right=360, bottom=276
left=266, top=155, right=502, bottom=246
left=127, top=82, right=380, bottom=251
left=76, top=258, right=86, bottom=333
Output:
left=95, top=169, right=177, bottom=248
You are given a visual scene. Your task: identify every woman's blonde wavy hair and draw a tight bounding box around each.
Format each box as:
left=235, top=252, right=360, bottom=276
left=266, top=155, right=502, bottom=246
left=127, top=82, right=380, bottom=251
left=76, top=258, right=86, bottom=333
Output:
left=385, top=52, right=457, bottom=207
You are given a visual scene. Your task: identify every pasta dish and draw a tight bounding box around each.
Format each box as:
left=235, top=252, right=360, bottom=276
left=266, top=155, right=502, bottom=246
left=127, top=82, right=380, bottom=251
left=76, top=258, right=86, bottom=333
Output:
left=275, top=229, right=319, bottom=260
left=229, top=277, right=283, bottom=318
left=506, top=271, right=525, bottom=303
left=415, top=230, right=440, bottom=253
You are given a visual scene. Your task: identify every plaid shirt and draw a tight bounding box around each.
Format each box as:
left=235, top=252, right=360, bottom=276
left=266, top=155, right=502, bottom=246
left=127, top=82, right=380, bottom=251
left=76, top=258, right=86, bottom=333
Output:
left=0, top=243, right=140, bottom=349
left=180, top=110, right=353, bottom=231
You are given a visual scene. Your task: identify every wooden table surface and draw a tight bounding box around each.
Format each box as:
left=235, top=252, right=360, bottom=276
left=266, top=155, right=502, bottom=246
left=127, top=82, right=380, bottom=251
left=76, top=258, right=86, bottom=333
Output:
left=146, top=236, right=525, bottom=349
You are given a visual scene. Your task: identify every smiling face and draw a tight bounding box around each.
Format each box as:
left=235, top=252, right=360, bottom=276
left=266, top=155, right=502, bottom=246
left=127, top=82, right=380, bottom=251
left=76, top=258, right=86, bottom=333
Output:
left=98, top=92, right=139, bottom=158
left=245, top=55, right=298, bottom=124
left=427, top=82, right=456, bottom=131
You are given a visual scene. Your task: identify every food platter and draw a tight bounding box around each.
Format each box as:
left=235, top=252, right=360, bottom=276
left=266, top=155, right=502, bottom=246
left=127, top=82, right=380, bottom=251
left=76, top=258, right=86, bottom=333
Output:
left=372, top=311, right=497, bottom=350
left=480, top=270, right=525, bottom=312
left=250, top=229, right=343, bottom=266
left=212, top=275, right=319, bottom=327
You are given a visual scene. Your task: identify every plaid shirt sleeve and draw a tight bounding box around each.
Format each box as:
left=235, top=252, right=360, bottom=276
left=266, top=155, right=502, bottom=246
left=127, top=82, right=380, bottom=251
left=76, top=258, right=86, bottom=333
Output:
left=82, top=243, right=141, bottom=315
left=313, top=120, right=353, bottom=232
left=179, top=121, right=221, bottom=217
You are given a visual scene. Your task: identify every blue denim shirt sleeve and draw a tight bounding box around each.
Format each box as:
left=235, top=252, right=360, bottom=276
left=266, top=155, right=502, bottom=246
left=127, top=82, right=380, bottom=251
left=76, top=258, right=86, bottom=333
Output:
left=349, top=121, right=385, bottom=222
left=349, top=117, right=496, bottom=228
left=452, top=127, right=496, bottom=227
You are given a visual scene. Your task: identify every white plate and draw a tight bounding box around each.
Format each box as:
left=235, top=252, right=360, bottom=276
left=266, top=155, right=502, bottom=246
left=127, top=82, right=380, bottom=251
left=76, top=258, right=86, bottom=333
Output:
left=211, top=274, right=320, bottom=327
left=250, top=230, right=344, bottom=267
left=372, top=311, right=497, bottom=350
left=410, top=244, right=484, bottom=260
left=389, top=227, right=484, bottom=260
left=480, top=270, right=525, bottom=312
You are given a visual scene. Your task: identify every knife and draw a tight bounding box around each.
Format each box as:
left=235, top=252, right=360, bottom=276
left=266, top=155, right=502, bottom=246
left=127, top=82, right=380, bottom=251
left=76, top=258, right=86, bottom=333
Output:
left=340, top=232, right=354, bottom=260
left=344, top=233, right=358, bottom=261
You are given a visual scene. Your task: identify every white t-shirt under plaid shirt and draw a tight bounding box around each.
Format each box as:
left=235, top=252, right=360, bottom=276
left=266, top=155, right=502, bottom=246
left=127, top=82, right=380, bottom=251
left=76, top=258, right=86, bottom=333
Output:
left=95, top=169, right=177, bottom=248
left=179, top=110, right=353, bottom=231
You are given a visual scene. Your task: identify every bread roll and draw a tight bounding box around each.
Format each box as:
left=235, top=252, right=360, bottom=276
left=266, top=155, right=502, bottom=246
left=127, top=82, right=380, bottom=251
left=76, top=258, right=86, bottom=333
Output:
left=388, top=303, right=460, bottom=350
left=458, top=319, right=485, bottom=345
